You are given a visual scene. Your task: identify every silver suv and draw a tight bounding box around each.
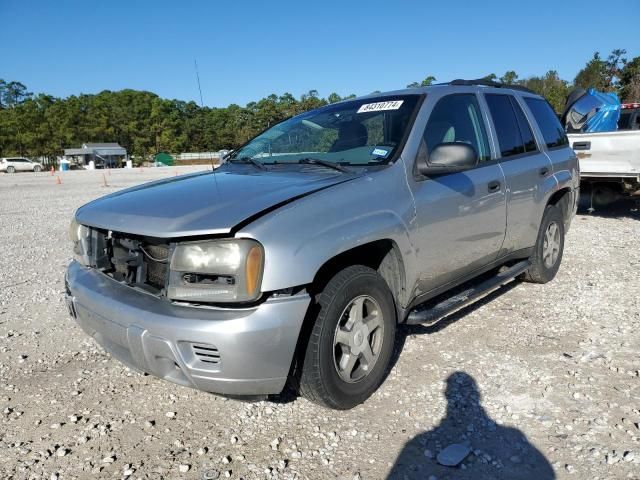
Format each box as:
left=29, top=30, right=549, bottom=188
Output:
left=65, top=81, right=579, bottom=409
left=0, top=157, right=43, bottom=173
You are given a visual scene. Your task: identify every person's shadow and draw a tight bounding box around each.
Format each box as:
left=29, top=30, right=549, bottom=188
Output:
left=387, top=371, right=555, bottom=479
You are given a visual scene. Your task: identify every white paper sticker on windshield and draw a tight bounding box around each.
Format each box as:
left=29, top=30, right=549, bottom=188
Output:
left=357, top=100, right=404, bottom=113
left=372, top=148, right=389, bottom=157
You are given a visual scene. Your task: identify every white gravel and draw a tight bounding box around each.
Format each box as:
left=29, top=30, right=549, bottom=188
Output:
left=0, top=167, right=639, bottom=479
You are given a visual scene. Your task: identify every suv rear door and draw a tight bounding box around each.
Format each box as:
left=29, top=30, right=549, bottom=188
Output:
left=5, top=158, right=19, bottom=171
left=410, top=92, right=507, bottom=293
left=482, top=93, right=555, bottom=256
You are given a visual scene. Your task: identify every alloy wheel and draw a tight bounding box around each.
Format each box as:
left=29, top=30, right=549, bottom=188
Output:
left=333, top=295, right=385, bottom=383
left=542, top=221, right=561, bottom=268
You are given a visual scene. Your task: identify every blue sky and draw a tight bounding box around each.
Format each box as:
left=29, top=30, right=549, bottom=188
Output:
left=1, top=0, right=638, bottom=107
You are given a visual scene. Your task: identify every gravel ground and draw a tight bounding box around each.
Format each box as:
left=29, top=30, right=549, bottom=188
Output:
left=1, top=167, right=639, bottom=480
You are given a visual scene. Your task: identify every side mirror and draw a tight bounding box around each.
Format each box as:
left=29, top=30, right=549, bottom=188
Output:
left=417, top=142, right=478, bottom=175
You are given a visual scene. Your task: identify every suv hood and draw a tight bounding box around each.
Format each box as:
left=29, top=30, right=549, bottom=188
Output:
left=75, top=168, right=357, bottom=238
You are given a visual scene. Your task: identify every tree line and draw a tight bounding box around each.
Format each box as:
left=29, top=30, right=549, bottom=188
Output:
left=0, top=48, right=638, bottom=162
left=407, top=49, right=639, bottom=113
left=0, top=84, right=355, bottom=162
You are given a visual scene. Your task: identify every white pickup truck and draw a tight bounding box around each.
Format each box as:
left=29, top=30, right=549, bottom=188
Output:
left=568, top=103, right=640, bottom=206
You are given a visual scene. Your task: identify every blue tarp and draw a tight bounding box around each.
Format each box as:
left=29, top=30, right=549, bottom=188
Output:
left=564, top=88, right=621, bottom=133
left=584, top=90, right=621, bottom=132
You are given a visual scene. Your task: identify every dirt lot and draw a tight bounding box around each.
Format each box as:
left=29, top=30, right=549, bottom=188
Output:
left=1, top=167, right=639, bottom=480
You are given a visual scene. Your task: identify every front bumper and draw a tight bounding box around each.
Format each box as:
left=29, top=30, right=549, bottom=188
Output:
left=65, top=261, right=311, bottom=395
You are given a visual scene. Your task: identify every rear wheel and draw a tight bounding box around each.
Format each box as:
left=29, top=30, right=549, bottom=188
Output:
left=6, top=166, right=15, bottom=173
left=522, top=205, right=565, bottom=284
left=299, top=265, right=396, bottom=409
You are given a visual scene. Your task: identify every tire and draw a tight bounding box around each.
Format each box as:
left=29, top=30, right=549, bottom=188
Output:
left=33, top=165, right=41, bottom=173
left=591, top=184, right=620, bottom=207
left=299, top=265, right=396, bottom=409
left=6, top=166, right=15, bottom=173
left=522, top=205, right=565, bottom=284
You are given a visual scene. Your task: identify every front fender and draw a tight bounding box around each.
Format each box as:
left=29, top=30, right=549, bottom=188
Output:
left=284, top=209, right=414, bottom=291
left=237, top=166, right=417, bottom=293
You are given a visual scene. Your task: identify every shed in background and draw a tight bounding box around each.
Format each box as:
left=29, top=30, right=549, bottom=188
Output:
left=63, top=143, right=127, bottom=168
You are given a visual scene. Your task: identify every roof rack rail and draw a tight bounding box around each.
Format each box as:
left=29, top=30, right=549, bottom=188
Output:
left=448, top=78, right=535, bottom=94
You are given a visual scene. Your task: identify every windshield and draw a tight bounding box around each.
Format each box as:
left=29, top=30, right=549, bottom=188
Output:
left=228, top=95, right=421, bottom=166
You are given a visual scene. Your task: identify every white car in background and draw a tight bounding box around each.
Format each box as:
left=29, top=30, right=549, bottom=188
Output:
left=0, top=157, right=43, bottom=173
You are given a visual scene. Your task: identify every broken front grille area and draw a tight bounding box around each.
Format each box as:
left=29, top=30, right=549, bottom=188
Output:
left=86, top=228, right=171, bottom=295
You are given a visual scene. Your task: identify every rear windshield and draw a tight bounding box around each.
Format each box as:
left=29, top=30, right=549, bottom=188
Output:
left=618, top=111, right=632, bottom=129
left=524, top=98, right=569, bottom=149
left=618, top=109, right=640, bottom=130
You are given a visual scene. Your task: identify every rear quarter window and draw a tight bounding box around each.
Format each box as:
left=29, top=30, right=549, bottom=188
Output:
left=524, top=97, right=569, bottom=149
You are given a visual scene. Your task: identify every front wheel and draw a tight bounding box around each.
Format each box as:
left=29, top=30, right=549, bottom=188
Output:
left=33, top=165, right=42, bottom=172
left=522, top=205, right=565, bottom=284
left=299, top=265, right=396, bottom=409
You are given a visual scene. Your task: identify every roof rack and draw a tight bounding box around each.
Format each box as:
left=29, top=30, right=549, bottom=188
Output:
left=447, top=79, right=535, bottom=94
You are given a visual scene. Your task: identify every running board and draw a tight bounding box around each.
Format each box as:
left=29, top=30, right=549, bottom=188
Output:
left=406, top=260, right=531, bottom=325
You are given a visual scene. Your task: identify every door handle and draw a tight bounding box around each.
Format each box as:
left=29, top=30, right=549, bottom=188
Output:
left=488, top=180, right=501, bottom=192
left=539, top=167, right=549, bottom=177
left=572, top=141, right=591, bottom=151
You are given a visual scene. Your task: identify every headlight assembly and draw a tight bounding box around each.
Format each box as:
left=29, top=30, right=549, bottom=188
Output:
left=69, top=218, right=91, bottom=266
left=168, top=239, right=264, bottom=303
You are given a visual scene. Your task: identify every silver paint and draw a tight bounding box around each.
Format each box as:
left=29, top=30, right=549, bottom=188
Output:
left=67, top=84, right=579, bottom=396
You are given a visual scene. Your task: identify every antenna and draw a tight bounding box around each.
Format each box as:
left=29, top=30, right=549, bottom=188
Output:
left=194, top=59, right=204, bottom=107
left=194, top=59, right=218, bottom=176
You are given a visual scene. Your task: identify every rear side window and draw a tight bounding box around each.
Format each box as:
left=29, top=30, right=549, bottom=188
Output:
left=512, top=100, right=537, bottom=152
left=524, top=97, right=569, bottom=148
left=485, top=94, right=530, bottom=158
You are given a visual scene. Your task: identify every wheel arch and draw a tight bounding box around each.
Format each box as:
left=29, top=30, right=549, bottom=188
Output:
left=308, top=239, right=408, bottom=316
left=288, top=250, right=402, bottom=402
left=546, top=186, right=573, bottom=228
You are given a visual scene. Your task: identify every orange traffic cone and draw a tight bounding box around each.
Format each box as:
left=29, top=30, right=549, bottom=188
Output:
left=55, top=175, right=62, bottom=185
left=50, top=166, right=54, bottom=176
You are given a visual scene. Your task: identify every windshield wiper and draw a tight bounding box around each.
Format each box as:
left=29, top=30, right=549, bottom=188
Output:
left=297, top=157, right=351, bottom=173
left=228, top=156, right=266, bottom=170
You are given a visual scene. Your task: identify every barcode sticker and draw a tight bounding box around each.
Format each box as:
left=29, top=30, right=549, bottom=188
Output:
left=357, top=100, right=404, bottom=113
